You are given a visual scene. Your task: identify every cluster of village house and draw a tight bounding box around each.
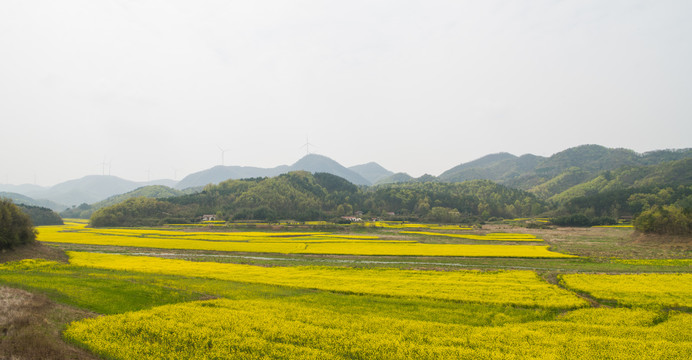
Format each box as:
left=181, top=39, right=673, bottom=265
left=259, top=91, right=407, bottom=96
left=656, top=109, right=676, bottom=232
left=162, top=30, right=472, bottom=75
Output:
left=202, top=214, right=364, bottom=222
left=341, top=211, right=395, bottom=222
left=200, top=211, right=397, bottom=223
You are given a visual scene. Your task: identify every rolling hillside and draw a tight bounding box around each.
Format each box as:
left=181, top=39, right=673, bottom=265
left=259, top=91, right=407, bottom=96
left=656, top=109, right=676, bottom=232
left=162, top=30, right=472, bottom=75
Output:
left=0, top=192, right=67, bottom=211
left=7, top=176, right=177, bottom=206
left=60, top=185, right=189, bottom=219
left=438, top=145, right=692, bottom=199
left=3, top=145, right=690, bottom=213
left=348, top=162, right=394, bottom=184
left=176, top=154, right=372, bottom=189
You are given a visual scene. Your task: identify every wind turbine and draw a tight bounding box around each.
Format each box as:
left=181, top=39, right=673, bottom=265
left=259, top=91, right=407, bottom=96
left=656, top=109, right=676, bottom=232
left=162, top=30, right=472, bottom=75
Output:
left=300, top=136, right=315, bottom=155
left=98, top=158, right=112, bottom=176
left=217, top=145, right=231, bottom=166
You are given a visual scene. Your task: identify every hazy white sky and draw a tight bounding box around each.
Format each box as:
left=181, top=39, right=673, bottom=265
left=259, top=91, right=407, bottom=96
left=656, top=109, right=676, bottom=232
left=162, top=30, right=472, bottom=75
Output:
left=1, top=0, right=691, bottom=186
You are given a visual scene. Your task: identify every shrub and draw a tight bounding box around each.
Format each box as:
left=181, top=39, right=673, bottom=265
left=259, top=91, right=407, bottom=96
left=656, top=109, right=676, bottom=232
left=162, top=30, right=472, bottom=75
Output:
left=426, top=207, right=462, bottom=224
left=17, top=204, right=64, bottom=226
left=90, top=197, right=180, bottom=227
left=0, top=198, right=37, bottom=249
left=550, top=214, right=617, bottom=227
left=526, top=222, right=552, bottom=229
left=634, top=205, right=691, bottom=235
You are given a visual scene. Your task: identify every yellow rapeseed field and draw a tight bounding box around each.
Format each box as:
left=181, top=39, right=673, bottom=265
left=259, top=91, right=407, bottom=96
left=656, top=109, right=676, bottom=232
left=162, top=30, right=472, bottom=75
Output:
left=356, top=221, right=472, bottom=230
left=4, top=231, right=690, bottom=360
left=64, top=298, right=692, bottom=360
left=37, top=224, right=575, bottom=258
left=592, top=225, right=634, bottom=228
left=560, top=273, right=692, bottom=308
left=400, top=231, right=543, bottom=241
left=610, top=259, right=692, bottom=267
left=68, top=252, right=586, bottom=308
left=428, top=225, right=473, bottom=230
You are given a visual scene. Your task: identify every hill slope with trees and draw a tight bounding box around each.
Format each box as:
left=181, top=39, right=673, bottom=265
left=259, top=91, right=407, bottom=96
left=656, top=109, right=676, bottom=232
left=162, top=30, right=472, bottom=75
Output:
left=55, top=144, right=689, bottom=231
left=17, top=204, right=63, bottom=226
left=91, top=172, right=546, bottom=227
left=175, top=154, right=372, bottom=189
left=61, top=185, right=188, bottom=219
left=438, top=145, right=692, bottom=193
left=0, top=199, right=36, bottom=249
left=547, top=158, right=692, bottom=219
left=0, top=192, right=67, bottom=211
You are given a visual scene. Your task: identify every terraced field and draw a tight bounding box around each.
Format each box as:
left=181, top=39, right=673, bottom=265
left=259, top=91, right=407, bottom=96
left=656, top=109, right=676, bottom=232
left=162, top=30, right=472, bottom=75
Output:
left=38, top=222, right=574, bottom=258
left=0, top=221, right=689, bottom=359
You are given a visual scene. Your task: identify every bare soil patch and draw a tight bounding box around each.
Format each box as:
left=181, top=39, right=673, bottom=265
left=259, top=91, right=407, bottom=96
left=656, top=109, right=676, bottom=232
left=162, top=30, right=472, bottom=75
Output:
left=630, top=231, right=692, bottom=245
left=0, top=286, right=98, bottom=360
left=0, top=242, right=69, bottom=264
left=482, top=224, right=692, bottom=259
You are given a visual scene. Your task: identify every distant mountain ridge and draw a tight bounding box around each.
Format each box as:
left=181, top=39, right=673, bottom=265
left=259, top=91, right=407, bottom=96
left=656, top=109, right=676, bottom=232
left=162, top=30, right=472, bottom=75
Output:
left=348, top=162, right=394, bottom=184
left=291, top=155, right=371, bottom=185
left=1, top=176, right=177, bottom=207
left=375, top=173, right=438, bottom=185
left=438, top=153, right=545, bottom=185
left=0, top=192, right=67, bottom=211
left=3, top=145, right=691, bottom=208
left=548, top=157, right=692, bottom=204
left=439, top=145, right=692, bottom=191
left=176, top=154, right=372, bottom=189
left=0, top=184, right=47, bottom=194
left=174, top=165, right=288, bottom=190
left=60, top=185, right=189, bottom=219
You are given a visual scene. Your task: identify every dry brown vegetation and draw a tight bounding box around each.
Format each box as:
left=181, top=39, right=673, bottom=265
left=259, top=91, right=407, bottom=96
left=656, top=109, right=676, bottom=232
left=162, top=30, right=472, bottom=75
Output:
left=1, top=244, right=96, bottom=359
left=484, top=224, right=691, bottom=259
left=0, top=286, right=98, bottom=360
left=0, top=243, right=69, bottom=264
left=1, top=224, right=690, bottom=359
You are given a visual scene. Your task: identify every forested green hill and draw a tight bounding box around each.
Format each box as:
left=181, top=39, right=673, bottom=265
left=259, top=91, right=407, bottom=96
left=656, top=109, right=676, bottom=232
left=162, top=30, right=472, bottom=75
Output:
left=0, top=192, right=66, bottom=211
left=550, top=158, right=692, bottom=204
left=547, top=158, right=692, bottom=219
left=17, top=204, right=64, bottom=226
left=90, top=172, right=545, bottom=227
left=86, top=146, right=692, bottom=228
left=62, top=185, right=188, bottom=219
left=438, top=145, right=692, bottom=196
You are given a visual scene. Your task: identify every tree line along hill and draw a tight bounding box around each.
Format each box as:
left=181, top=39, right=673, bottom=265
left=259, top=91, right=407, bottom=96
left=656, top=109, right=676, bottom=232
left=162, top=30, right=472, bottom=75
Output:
left=3, top=144, right=690, bottom=235
left=86, top=146, right=692, bottom=234
left=90, top=172, right=547, bottom=227
left=88, top=159, right=692, bottom=235
left=0, top=199, right=38, bottom=250
left=3, top=144, right=688, bottom=210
